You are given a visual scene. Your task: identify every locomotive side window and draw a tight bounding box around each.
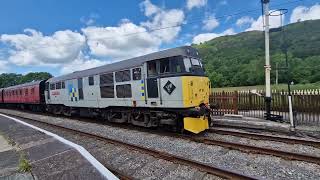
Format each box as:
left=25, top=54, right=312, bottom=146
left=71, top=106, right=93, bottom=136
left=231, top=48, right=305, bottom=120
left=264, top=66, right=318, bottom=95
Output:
left=100, top=73, right=114, bottom=98
left=100, top=73, right=113, bottom=85
left=88, top=76, right=94, bottom=86
left=132, top=68, right=141, bottom=80
left=50, top=83, right=55, bottom=90
left=56, top=82, right=62, bottom=89
left=115, top=70, right=131, bottom=82
left=100, top=86, right=114, bottom=98
left=160, top=58, right=170, bottom=74
left=116, top=84, right=132, bottom=98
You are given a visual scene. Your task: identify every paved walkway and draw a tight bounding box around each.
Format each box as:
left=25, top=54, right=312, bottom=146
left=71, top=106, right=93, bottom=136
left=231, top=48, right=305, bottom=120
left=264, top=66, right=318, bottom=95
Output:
left=0, top=114, right=109, bottom=180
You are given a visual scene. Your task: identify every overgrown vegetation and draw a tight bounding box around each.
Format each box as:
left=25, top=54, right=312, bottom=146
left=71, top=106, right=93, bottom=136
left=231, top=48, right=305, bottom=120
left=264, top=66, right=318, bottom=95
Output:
left=194, top=20, right=320, bottom=88
left=0, top=72, right=52, bottom=88
left=18, top=154, right=32, bottom=173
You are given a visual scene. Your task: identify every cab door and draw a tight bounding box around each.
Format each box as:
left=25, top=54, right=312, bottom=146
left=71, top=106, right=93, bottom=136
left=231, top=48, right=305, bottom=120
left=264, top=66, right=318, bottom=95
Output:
left=146, top=60, right=160, bottom=106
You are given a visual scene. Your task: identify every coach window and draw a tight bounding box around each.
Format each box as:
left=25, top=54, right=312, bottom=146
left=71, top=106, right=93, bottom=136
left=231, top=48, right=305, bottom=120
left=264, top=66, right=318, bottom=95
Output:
left=89, top=76, right=94, bottom=86
left=132, top=68, right=141, bottom=80
left=62, top=81, right=65, bottom=89
left=160, top=58, right=170, bottom=74
left=147, top=60, right=157, bottom=76
left=25, top=89, right=28, bottom=96
left=31, top=88, right=35, bottom=95
left=20, top=89, right=22, bottom=95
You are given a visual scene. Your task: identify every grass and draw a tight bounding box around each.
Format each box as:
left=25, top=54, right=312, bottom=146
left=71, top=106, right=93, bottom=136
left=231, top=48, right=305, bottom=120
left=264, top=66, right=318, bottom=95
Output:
left=212, top=82, right=320, bottom=92
left=18, top=154, right=32, bottom=173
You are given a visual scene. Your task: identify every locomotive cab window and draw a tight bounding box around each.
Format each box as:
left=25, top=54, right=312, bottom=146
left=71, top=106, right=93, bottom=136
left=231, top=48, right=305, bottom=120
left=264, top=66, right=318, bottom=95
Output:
left=147, top=61, right=157, bottom=76
left=170, top=56, right=186, bottom=73
left=160, top=58, right=170, bottom=74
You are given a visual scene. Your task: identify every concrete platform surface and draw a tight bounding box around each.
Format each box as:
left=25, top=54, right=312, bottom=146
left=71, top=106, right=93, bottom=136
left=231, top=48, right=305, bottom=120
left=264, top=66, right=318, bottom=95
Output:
left=212, top=116, right=292, bottom=132
left=0, top=114, right=108, bottom=180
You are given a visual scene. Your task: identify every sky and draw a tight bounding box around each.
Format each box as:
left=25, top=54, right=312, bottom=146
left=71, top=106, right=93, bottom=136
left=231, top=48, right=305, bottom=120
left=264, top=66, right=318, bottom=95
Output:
left=0, top=0, right=319, bottom=76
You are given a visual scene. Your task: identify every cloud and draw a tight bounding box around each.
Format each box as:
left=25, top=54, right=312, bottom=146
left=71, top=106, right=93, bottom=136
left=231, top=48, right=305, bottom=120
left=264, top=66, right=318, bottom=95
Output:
left=60, top=53, right=106, bottom=74
left=246, top=12, right=284, bottom=31
left=290, top=4, right=320, bottom=23
left=192, top=28, right=235, bottom=44
left=83, top=0, right=185, bottom=59
left=219, top=0, right=228, bottom=5
left=202, top=16, right=219, bottom=31
left=0, top=60, right=9, bottom=73
left=82, top=22, right=160, bottom=59
left=139, top=0, right=160, bottom=17
left=186, top=0, right=207, bottom=10
left=140, top=8, right=184, bottom=42
left=0, top=0, right=185, bottom=75
left=80, top=13, right=100, bottom=26
left=0, top=29, right=85, bottom=66
left=236, top=16, right=255, bottom=27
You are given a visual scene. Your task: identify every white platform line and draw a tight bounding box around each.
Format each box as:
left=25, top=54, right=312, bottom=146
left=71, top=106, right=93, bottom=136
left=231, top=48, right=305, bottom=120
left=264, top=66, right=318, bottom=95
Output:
left=0, top=113, right=119, bottom=180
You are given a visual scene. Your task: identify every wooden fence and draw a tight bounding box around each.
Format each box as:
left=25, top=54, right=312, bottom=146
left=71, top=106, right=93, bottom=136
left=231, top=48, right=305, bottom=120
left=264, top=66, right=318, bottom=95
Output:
left=210, top=89, right=320, bottom=126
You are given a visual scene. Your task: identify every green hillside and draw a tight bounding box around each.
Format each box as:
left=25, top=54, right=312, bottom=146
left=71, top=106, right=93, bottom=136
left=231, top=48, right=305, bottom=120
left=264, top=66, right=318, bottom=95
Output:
left=194, top=20, right=320, bottom=88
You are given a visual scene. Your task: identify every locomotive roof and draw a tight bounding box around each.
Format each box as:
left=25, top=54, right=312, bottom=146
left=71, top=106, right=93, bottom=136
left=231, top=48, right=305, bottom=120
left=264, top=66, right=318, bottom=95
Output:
left=3, top=80, right=44, bottom=90
left=48, top=46, right=200, bottom=82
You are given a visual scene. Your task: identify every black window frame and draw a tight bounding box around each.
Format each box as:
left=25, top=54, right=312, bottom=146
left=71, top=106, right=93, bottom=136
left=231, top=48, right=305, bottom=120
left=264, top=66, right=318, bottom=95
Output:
left=62, top=82, right=65, bottom=89
left=116, top=84, right=132, bottom=98
left=115, top=70, right=131, bottom=82
left=88, top=76, right=94, bottom=86
left=56, top=82, right=62, bottom=89
left=132, top=68, right=142, bottom=80
left=50, top=83, right=56, bottom=90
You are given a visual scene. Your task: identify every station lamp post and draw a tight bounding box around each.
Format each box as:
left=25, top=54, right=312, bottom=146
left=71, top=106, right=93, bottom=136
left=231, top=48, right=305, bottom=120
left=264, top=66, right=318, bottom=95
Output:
left=261, top=0, right=272, bottom=120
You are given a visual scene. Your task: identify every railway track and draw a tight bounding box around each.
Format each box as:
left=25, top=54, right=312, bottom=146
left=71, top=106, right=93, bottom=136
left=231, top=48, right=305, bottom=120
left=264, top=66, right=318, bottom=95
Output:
left=3, top=112, right=257, bottom=180
left=2, top=110, right=320, bottom=177
left=208, top=128, right=320, bottom=148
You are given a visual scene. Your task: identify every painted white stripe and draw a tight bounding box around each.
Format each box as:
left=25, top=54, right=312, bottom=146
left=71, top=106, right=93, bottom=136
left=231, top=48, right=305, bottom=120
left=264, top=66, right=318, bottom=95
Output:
left=0, top=113, right=119, bottom=180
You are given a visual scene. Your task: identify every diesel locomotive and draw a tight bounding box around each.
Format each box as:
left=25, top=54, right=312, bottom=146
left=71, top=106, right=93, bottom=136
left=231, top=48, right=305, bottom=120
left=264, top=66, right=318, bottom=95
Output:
left=0, top=46, right=211, bottom=133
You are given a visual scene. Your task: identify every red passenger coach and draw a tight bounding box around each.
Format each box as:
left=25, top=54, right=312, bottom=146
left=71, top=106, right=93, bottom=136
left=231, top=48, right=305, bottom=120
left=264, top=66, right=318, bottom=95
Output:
left=3, top=80, right=46, bottom=110
left=0, top=88, right=4, bottom=103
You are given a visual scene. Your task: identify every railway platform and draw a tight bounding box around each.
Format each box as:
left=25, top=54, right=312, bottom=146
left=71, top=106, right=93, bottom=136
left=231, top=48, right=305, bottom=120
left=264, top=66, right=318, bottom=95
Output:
left=0, top=114, right=116, bottom=180
left=212, top=115, right=292, bottom=132
left=212, top=115, right=320, bottom=136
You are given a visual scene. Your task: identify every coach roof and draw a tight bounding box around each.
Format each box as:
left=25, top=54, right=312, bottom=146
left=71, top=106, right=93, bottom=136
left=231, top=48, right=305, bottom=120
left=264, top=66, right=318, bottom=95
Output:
left=3, top=80, right=44, bottom=90
left=47, top=46, right=200, bottom=82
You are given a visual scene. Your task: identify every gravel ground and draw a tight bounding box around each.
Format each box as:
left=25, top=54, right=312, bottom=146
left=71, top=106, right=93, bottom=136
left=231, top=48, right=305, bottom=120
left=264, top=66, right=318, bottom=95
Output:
left=1, top=109, right=320, bottom=179
left=20, top=117, right=220, bottom=180
left=205, top=133, right=320, bottom=157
